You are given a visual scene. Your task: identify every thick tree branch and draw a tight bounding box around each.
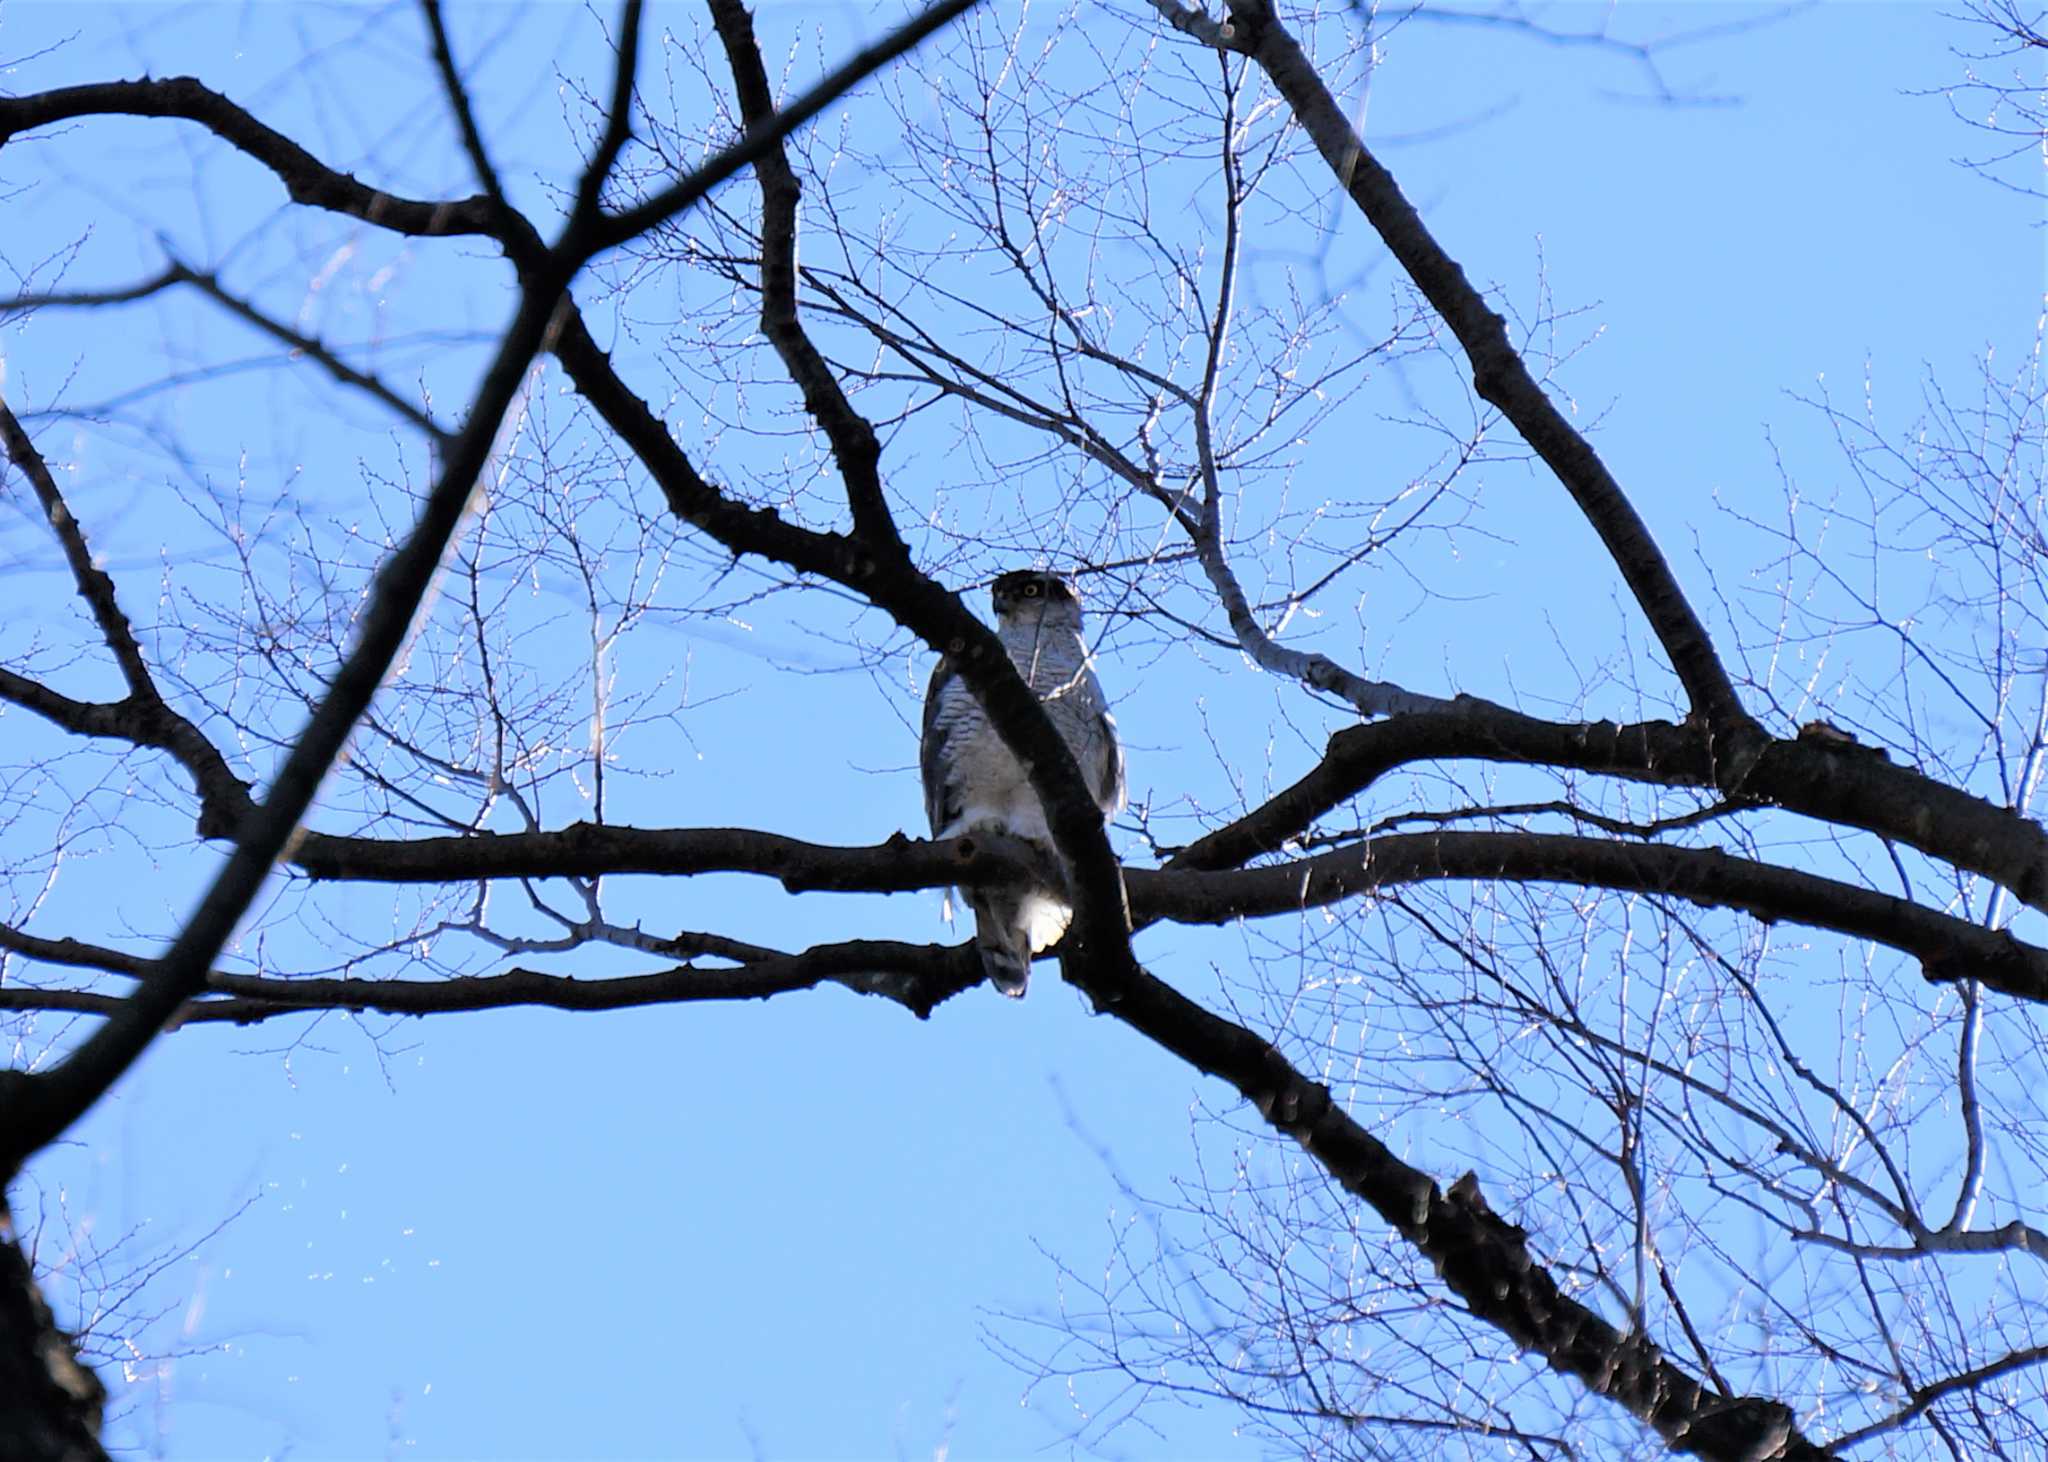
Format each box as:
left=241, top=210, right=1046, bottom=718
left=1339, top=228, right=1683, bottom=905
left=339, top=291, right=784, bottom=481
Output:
left=0, top=409, right=260, bottom=840
left=0, top=398, right=162, bottom=703
left=290, top=823, right=1057, bottom=894
left=0, top=939, right=980, bottom=1026
left=0, top=3, right=973, bottom=265
left=1145, top=830, right=2048, bottom=1000
left=1166, top=0, right=1754, bottom=747
left=164, top=818, right=2048, bottom=1003
left=707, top=0, right=895, bottom=546
left=0, top=78, right=504, bottom=236
left=0, top=670, right=257, bottom=841
left=226, top=936, right=978, bottom=1017
left=1169, top=706, right=2048, bottom=915
left=0, top=1202, right=106, bottom=1462
left=1744, top=738, right=2048, bottom=912
left=0, top=923, right=152, bottom=980
left=1098, top=961, right=1831, bottom=1460
left=21, top=803, right=2047, bottom=1012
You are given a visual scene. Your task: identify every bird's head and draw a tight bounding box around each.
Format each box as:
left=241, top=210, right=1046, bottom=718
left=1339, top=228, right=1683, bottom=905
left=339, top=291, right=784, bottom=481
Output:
left=990, top=569, right=1082, bottom=628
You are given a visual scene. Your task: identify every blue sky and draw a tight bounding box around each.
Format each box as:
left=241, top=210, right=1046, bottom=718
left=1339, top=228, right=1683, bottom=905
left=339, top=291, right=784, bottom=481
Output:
left=2, top=2, right=2042, bottom=1458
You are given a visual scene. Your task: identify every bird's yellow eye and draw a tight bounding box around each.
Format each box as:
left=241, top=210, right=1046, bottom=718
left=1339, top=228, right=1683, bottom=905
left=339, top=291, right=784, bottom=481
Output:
left=1023, top=583, right=1042, bottom=597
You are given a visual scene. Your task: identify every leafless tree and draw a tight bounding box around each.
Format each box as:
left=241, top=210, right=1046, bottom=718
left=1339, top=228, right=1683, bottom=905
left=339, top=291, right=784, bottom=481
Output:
left=1, top=2, right=2043, bottom=1458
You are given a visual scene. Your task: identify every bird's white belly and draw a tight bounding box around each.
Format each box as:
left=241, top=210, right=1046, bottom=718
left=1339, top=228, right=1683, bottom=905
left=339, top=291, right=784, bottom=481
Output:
left=940, top=733, right=1053, bottom=845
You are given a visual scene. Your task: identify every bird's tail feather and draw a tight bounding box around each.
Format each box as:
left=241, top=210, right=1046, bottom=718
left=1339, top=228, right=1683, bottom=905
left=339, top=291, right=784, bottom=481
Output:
left=970, top=890, right=1035, bottom=998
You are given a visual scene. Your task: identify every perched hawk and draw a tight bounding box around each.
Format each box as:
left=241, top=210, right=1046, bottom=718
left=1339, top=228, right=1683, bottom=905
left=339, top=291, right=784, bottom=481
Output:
left=920, top=570, right=1126, bottom=997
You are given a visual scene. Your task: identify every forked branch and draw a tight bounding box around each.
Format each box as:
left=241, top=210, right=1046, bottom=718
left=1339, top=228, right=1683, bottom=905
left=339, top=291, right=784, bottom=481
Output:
left=1156, top=0, right=1754, bottom=745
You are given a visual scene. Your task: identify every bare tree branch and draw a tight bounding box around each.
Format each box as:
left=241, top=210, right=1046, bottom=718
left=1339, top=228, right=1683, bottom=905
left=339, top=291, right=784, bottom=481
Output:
left=0, top=266, right=573, bottom=1181
left=1171, top=707, right=2048, bottom=914
left=591, top=0, right=982, bottom=251
left=420, top=0, right=511, bottom=207
left=0, top=0, right=995, bottom=1182
left=0, top=78, right=504, bottom=237
left=1096, top=960, right=1833, bottom=1460
left=707, top=0, right=894, bottom=545
left=1145, top=830, right=2048, bottom=999
left=1830, top=1342, right=2048, bottom=1450
left=2, top=262, right=449, bottom=442
left=1157, top=0, right=1755, bottom=746
left=0, top=937, right=980, bottom=1025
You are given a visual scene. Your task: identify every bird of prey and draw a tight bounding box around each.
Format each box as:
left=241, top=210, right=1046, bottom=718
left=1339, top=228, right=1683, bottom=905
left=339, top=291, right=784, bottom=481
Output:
left=920, top=569, right=1125, bottom=997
